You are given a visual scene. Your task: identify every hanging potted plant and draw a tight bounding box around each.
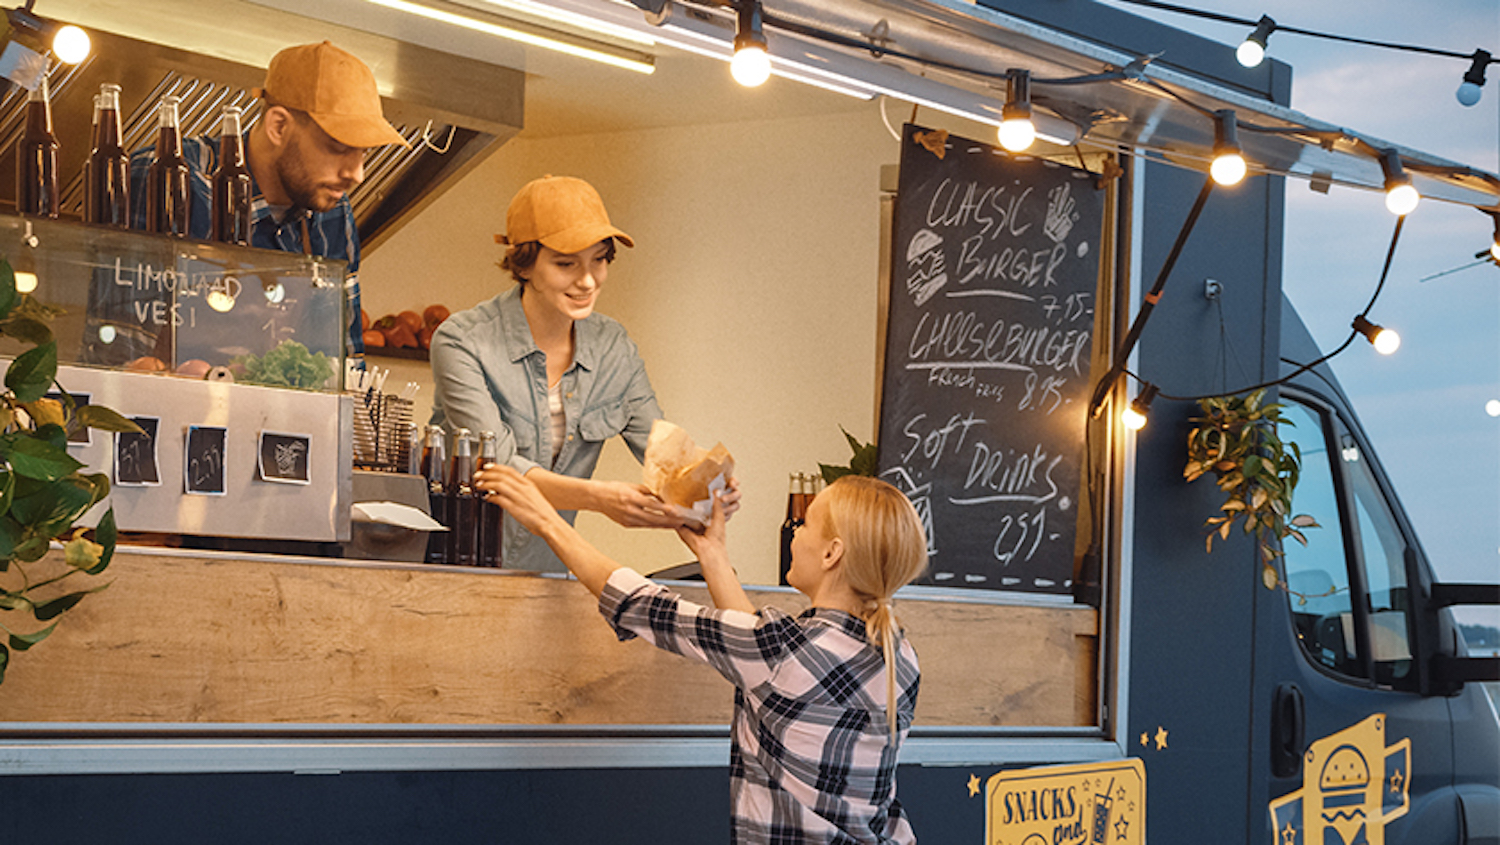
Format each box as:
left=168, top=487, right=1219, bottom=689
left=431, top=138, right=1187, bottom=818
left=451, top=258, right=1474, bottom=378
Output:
left=1184, top=388, right=1319, bottom=589
left=0, top=256, right=140, bottom=683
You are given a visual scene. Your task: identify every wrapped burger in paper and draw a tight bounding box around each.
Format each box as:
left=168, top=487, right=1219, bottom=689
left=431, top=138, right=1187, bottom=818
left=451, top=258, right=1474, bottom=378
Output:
left=643, top=420, right=734, bottom=526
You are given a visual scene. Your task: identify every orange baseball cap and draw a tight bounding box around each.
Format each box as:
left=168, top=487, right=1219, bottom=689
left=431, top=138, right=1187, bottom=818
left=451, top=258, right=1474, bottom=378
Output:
left=253, top=41, right=409, bottom=149
left=495, top=175, right=635, bottom=255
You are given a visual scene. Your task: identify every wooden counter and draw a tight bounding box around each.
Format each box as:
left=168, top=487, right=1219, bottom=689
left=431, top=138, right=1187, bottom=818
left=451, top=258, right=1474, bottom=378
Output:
left=0, top=548, right=1097, bottom=728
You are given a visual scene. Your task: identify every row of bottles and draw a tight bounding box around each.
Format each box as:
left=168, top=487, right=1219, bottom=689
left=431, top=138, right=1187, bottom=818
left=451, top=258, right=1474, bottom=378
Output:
left=778, top=471, right=826, bottom=585
left=17, top=79, right=252, bottom=243
left=419, top=425, right=503, bottom=568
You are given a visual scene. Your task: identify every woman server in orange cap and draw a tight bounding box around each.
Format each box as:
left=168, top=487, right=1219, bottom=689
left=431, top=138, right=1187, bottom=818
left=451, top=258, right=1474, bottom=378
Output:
left=430, top=175, right=729, bottom=572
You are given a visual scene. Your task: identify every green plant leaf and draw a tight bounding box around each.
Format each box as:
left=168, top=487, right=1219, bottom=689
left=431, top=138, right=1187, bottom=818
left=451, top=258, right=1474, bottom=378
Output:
left=9, top=622, right=56, bottom=651
left=76, top=405, right=144, bottom=434
left=0, top=468, right=12, bottom=516
left=86, top=508, right=118, bottom=575
left=4, top=340, right=57, bottom=403
left=12, top=536, right=50, bottom=562
left=0, top=256, right=17, bottom=322
left=33, top=585, right=108, bottom=621
left=0, top=315, right=52, bottom=346
left=3, top=431, right=84, bottom=481
left=819, top=463, right=854, bottom=484
left=0, top=641, right=8, bottom=685
left=0, top=591, right=31, bottom=611
left=849, top=442, right=879, bottom=477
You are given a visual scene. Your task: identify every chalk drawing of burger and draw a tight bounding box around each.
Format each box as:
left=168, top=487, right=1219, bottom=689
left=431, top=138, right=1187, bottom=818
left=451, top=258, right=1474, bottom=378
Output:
left=905, top=228, right=948, bottom=306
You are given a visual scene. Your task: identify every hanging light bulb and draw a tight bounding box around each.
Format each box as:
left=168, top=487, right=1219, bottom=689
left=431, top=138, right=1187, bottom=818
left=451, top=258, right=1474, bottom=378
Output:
left=1379, top=149, right=1419, bottom=216
left=51, top=24, right=89, bottom=64
left=1120, top=383, right=1159, bottom=431
left=13, top=271, right=37, bottom=293
left=1210, top=109, right=1247, bottom=186
left=998, top=69, right=1036, bottom=152
left=4, top=6, right=90, bottom=65
left=1236, top=15, right=1276, bottom=68
left=1456, top=48, right=1490, bottom=107
left=1352, top=314, right=1400, bottom=355
left=1487, top=211, right=1500, bottom=262
left=730, top=0, right=771, bottom=88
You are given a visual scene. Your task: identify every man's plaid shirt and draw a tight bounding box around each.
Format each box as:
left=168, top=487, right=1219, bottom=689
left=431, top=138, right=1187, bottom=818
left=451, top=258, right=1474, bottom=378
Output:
left=600, top=568, right=919, bottom=844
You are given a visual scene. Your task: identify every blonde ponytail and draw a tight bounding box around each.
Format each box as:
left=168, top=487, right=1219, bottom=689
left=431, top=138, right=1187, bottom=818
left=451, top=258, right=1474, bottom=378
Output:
left=865, top=599, right=902, bottom=743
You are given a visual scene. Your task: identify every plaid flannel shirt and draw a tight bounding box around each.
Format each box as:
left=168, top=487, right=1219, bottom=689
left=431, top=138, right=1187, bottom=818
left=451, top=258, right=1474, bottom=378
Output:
left=600, top=568, right=919, bottom=844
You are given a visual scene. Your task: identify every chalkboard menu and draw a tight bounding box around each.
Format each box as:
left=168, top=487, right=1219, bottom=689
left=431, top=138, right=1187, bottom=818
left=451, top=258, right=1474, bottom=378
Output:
left=877, top=125, right=1104, bottom=595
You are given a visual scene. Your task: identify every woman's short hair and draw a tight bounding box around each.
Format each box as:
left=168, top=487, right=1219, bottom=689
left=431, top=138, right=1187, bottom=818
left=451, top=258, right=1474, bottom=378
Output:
left=499, top=238, right=618, bottom=285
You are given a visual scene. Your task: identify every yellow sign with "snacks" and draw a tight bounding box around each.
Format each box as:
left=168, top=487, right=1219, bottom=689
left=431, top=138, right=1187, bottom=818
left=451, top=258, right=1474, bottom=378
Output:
left=985, top=758, right=1145, bottom=845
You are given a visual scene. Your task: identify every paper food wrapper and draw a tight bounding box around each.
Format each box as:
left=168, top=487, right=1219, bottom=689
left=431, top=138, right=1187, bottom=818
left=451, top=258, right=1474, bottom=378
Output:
left=643, top=420, right=734, bottom=526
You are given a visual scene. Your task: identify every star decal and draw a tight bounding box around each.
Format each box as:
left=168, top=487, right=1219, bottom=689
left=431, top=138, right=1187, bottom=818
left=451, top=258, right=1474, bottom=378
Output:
left=1280, top=820, right=1298, bottom=845
left=1115, top=815, right=1130, bottom=839
left=1154, top=726, right=1169, bottom=750
left=1140, top=731, right=1150, bottom=748
left=967, top=773, right=981, bottom=797
left=1389, top=768, right=1405, bottom=793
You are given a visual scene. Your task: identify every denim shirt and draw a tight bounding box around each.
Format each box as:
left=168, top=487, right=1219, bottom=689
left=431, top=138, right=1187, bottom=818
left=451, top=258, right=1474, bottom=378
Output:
left=128, top=135, right=366, bottom=357
left=429, top=286, right=663, bottom=572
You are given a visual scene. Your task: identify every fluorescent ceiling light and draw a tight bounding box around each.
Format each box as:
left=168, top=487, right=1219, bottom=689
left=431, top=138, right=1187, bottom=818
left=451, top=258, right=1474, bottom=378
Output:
left=465, top=0, right=655, bottom=47
left=660, top=15, right=1077, bottom=144
left=363, top=0, right=655, bottom=74
left=658, top=24, right=873, bottom=100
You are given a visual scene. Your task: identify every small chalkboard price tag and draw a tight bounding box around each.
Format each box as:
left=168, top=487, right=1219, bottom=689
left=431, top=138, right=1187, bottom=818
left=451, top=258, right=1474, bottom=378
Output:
left=46, top=392, right=91, bottom=445
left=258, top=431, right=311, bottom=485
left=184, top=426, right=228, bottom=496
left=115, top=417, right=160, bottom=487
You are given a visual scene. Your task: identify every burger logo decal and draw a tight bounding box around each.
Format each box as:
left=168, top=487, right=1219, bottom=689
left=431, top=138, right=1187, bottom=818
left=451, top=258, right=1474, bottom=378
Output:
left=1269, top=714, right=1410, bottom=845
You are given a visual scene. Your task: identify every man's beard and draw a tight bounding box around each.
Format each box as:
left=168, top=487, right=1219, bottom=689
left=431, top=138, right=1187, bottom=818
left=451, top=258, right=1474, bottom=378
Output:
left=275, top=130, right=341, bottom=213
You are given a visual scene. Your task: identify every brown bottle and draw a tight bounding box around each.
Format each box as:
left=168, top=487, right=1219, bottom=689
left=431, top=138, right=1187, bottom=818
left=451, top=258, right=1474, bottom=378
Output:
left=83, top=84, right=130, bottom=228
left=17, top=76, right=59, bottom=218
left=421, top=425, right=449, bottom=565
left=210, top=105, right=252, bottom=245
left=146, top=95, right=190, bottom=237
left=476, top=431, right=502, bottom=568
left=448, top=428, right=478, bottom=566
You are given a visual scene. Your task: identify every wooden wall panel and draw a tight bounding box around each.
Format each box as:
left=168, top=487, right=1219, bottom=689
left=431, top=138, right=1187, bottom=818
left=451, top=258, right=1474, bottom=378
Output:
left=0, top=550, right=1096, bottom=728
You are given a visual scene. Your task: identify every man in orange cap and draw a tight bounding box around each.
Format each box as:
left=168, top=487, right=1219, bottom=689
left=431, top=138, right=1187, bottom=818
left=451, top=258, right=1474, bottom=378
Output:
left=130, top=40, right=408, bottom=358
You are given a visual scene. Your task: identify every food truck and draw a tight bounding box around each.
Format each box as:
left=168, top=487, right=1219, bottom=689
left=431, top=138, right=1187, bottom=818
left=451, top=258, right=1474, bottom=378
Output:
left=0, top=0, right=1495, bottom=842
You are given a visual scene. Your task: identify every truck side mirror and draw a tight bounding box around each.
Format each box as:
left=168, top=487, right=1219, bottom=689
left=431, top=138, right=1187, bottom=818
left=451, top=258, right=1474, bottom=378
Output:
left=1408, top=547, right=1500, bottom=696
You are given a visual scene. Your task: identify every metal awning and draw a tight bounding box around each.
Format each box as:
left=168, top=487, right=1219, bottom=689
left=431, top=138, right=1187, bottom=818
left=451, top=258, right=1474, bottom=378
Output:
left=512, top=0, right=1500, bottom=210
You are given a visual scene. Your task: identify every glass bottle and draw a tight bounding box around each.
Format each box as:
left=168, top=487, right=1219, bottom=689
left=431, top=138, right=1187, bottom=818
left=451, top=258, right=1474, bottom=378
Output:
left=405, top=422, right=422, bottom=476
left=778, top=472, right=804, bottom=586
left=16, top=75, right=59, bottom=218
left=421, top=425, right=449, bottom=564
left=476, top=431, right=502, bottom=568
left=210, top=105, right=252, bottom=245
left=146, top=95, right=190, bottom=237
left=448, top=428, right=477, bottom=566
left=83, top=83, right=129, bottom=228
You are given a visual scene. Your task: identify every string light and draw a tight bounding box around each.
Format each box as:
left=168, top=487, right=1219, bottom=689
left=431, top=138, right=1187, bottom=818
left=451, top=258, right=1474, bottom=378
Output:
left=1489, top=212, right=1500, bottom=262
left=1121, top=383, right=1159, bottom=431
left=1457, top=49, right=1490, bottom=106
left=1237, top=15, right=1275, bottom=68
left=4, top=3, right=91, bottom=65
left=1210, top=109, right=1247, bottom=186
left=730, top=0, right=771, bottom=88
left=1352, top=314, right=1400, bottom=355
left=1379, top=149, right=1420, bottom=216
left=998, top=68, right=1036, bottom=152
